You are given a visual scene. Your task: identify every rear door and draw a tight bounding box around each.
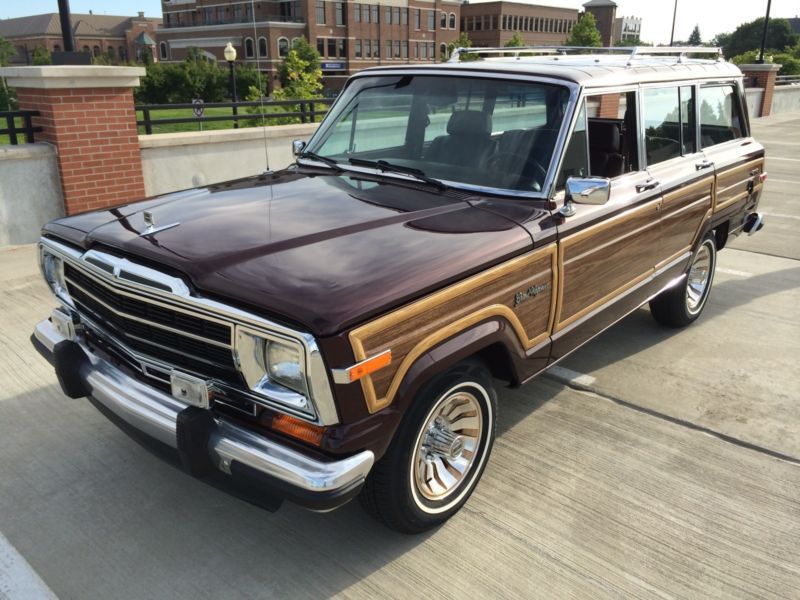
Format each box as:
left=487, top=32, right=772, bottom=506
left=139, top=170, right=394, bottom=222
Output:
left=640, top=84, right=714, bottom=270
left=697, top=83, right=765, bottom=230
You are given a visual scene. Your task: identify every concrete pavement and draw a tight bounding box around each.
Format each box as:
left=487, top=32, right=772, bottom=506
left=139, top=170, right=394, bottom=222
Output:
left=0, top=112, right=799, bottom=599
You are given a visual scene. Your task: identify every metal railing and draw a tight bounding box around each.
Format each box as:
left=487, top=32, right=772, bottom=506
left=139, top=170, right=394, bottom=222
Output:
left=0, top=110, right=42, bottom=145
left=448, top=45, right=723, bottom=65
left=776, top=75, right=800, bottom=86
left=136, top=99, right=335, bottom=134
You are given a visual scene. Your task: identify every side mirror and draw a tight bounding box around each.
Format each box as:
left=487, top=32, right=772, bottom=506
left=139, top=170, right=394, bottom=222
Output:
left=565, top=176, right=611, bottom=205
left=292, top=139, right=306, bottom=157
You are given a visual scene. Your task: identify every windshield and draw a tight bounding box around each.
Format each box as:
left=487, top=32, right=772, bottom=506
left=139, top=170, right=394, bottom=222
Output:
left=305, top=75, right=571, bottom=194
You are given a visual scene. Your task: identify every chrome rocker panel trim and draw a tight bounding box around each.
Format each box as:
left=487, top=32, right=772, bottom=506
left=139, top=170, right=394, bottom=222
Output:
left=34, top=318, right=374, bottom=506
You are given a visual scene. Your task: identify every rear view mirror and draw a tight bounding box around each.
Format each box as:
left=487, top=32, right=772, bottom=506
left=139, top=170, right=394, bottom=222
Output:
left=292, top=140, right=306, bottom=156
left=566, top=176, right=611, bottom=205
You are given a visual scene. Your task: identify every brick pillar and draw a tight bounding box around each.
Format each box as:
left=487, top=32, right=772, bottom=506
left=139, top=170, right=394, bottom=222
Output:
left=596, top=93, right=621, bottom=119
left=739, top=63, right=781, bottom=118
left=0, top=66, right=146, bottom=215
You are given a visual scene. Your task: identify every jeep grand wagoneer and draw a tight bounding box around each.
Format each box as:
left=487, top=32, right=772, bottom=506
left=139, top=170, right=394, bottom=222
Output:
left=33, top=46, right=766, bottom=532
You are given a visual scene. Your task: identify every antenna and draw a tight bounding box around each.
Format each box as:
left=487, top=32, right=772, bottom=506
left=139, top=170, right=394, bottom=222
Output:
left=249, top=0, right=271, bottom=173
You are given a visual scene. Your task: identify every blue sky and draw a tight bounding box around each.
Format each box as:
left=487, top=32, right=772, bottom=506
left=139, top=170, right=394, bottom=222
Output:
left=1, top=1, right=798, bottom=46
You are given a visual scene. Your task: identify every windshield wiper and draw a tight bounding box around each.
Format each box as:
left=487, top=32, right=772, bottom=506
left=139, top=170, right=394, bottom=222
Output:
left=348, top=158, right=446, bottom=190
left=297, top=150, right=342, bottom=172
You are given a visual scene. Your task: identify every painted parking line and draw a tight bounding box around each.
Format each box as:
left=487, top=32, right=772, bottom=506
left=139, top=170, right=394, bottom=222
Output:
left=764, top=179, right=797, bottom=185
left=717, top=267, right=753, bottom=277
left=0, top=532, right=57, bottom=600
left=768, top=157, right=800, bottom=162
left=546, top=365, right=597, bottom=387
left=763, top=212, right=800, bottom=221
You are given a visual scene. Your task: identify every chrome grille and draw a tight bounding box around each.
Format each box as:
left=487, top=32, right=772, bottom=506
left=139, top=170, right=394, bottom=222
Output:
left=63, top=262, right=240, bottom=384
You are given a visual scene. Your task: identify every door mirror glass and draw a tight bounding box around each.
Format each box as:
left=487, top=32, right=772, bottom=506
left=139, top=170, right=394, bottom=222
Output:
left=292, top=139, right=306, bottom=156
left=565, top=176, right=611, bottom=205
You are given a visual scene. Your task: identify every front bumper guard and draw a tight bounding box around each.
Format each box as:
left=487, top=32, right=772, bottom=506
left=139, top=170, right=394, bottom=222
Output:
left=32, top=317, right=374, bottom=512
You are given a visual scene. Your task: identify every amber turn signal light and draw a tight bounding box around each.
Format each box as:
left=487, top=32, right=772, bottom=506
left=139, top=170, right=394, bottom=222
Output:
left=271, top=413, right=325, bottom=446
left=332, top=350, right=392, bottom=384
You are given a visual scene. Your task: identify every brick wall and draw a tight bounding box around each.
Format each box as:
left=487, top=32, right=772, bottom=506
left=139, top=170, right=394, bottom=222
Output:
left=15, top=86, right=146, bottom=215
left=740, top=64, right=781, bottom=118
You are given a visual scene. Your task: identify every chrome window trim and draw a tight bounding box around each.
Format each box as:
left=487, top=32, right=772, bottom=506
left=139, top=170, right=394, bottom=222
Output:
left=40, top=237, right=340, bottom=426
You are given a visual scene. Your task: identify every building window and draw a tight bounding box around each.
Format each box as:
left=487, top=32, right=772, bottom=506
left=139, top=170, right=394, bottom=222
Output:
left=159, top=42, right=168, bottom=60
left=119, top=46, right=126, bottom=60
left=317, top=38, right=325, bottom=56
left=420, top=43, right=427, bottom=59
left=339, top=38, right=347, bottom=57
left=316, top=0, right=325, bottom=25
left=440, top=43, right=446, bottom=60
left=328, top=38, right=336, bottom=57
left=233, top=4, right=242, bottom=22
left=449, top=13, right=456, bottom=29
left=386, top=40, right=392, bottom=59
left=82, top=45, right=90, bottom=53
left=354, top=4, right=361, bottom=22
left=440, top=12, right=447, bottom=29
left=402, top=9, right=408, bottom=25
left=278, top=37, right=289, bottom=57
left=393, top=7, right=400, bottom=24
left=429, top=43, right=435, bottom=61
left=371, top=5, right=379, bottom=23
left=402, top=41, right=408, bottom=59
left=93, top=45, right=100, bottom=57
left=203, top=8, right=213, bottom=24
left=363, top=4, right=370, bottom=23
left=414, top=9, right=420, bottom=30
left=364, top=39, right=371, bottom=58
left=427, top=10, right=435, bottom=30
left=258, top=37, right=268, bottom=57
left=355, top=39, right=361, bottom=58
left=385, top=6, right=392, bottom=24
left=216, top=6, right=225, bottom=23
left=373, top=39, right=379, bottom=57
left=53, top=44, right=61, bottom=52
left=336, top=2, right=346, bottom=26
left=393, top=40, right=400, bottom=58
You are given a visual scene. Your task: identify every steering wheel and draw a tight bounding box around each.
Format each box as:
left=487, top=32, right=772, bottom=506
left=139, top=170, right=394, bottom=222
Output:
left=486, top=152, right=547, bottom=191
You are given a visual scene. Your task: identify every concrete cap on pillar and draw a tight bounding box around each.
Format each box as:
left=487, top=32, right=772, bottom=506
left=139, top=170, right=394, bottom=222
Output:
left=0, top=65, right=146, bottom=89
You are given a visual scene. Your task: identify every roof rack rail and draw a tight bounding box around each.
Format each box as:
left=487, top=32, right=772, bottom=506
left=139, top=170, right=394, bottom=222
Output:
left=447, top=45, right=723, bottom=65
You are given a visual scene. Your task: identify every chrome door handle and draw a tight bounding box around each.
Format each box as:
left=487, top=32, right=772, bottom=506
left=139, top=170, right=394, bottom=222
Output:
left=695, top=160, right=714, bottom=171
left=636, top=179, right=659, bottom=193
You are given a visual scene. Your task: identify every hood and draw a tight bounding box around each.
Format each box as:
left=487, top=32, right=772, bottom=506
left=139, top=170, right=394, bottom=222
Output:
left=44, top=169, right=537, bottom=336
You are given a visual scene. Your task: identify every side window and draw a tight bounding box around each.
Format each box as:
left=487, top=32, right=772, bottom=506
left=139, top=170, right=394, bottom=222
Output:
left=584, top=91, right=639, bottom=178
left=642, top=86, right=696, bottom=165
left=699, top=85, right=744, bottom=148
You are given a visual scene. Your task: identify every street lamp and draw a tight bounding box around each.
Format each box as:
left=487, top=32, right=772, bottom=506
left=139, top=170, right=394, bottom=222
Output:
left=757, top=0, right=773, bottom=64
left=224, top=42, right=238, bottom=102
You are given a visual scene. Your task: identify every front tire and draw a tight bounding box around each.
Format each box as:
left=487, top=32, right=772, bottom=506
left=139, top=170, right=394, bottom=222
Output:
left=360, top=361, right=497, bottom=533
left=650, top=233, right=717, bottom=328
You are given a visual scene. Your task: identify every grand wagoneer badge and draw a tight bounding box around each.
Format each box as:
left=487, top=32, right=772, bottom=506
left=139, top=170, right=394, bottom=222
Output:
left=514, top=282, right=551, bottom=307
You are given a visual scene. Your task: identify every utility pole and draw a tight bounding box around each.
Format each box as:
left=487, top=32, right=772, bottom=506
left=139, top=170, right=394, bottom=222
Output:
left=669, top=0, right=678, bottom=46
left=757, top=0, right=773, bottom=64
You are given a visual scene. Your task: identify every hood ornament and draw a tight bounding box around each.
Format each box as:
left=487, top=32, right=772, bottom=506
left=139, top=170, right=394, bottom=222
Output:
left=140, top=210, right=180, bottom=237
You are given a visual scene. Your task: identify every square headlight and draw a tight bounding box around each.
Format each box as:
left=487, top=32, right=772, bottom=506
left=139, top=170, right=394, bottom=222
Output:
left=39, top=247, right=71, bottom=304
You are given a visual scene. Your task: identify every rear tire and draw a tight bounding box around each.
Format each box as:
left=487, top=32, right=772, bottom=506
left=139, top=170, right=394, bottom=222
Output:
left=360, top=361, right=497, bottom=534
left=650, top=233, right=717, bottom=328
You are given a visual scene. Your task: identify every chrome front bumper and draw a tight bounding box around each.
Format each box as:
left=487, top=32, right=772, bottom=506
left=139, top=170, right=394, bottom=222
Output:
left=33, top=317, right=374, bottom=511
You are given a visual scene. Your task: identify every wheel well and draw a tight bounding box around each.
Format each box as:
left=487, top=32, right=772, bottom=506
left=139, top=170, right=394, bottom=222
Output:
left=714, top=222, right=729, bottom=250
left=473, top=342, right=517, bottom=386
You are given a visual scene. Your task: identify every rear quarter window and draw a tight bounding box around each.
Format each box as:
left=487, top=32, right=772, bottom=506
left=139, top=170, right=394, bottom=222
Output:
left=699, top=85, right=744, bottom=148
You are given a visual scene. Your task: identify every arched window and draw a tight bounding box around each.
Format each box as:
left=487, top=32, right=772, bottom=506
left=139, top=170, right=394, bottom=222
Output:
left=93, top=45, right=100, bottom=57
left=291, top=37, right=299, bottom=47
left=244, top=37, right=255, bottom=58
left=82, top=45, right=90, bottom=53
left=258, top=36, right=268, bottom=57
left=278, top=37, right=289, bottom=57
left=440, top=12, right=447, bottom=29
left=449, top=13, right=456, bottom=29
left=53, top=44, right=61, bottom=52
left=439, top=43, right=447, bottom=60
left=159, top=42, right=168, bottom=60
left=119, top=46, right=126, bottom=61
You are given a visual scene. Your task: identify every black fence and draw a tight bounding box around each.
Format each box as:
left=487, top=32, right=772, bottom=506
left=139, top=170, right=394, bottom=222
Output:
left=136, top=98, right=336, bottom=134
left=0, top=110, right=42, bottom=145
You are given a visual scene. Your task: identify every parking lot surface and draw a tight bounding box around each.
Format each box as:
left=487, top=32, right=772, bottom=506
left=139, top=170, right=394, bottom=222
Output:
left=0, top=113, right=798, bottom=599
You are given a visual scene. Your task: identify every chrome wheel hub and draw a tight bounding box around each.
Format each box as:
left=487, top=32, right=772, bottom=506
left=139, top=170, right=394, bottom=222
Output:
left=686, top=243, right=712, bottom=314
left=414, top=391, right=483, bottom=502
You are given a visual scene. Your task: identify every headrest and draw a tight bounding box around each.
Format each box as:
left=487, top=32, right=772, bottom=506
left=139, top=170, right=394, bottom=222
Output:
left=447, top=110, right=492, bottom=136
left=588, top=121, right=621, bottom=152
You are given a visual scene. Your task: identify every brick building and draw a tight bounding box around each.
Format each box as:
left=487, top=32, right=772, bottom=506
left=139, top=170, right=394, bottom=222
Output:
left=0, top=12, right=161, bottom=65
left=459, top=1, right=579, bottom=48
left=157, top=0, right=462, bottom=92
left=583, top=0, right=617, bottom=46
left=613, top=15, right=641, bottom=43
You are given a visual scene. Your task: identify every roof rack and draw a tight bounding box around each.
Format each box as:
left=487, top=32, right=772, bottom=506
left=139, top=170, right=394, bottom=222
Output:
left=447, top=46, right=723, bottom=66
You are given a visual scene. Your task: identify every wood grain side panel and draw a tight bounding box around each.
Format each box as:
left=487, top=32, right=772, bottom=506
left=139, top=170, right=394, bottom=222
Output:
left=661, top=188, right=713, bottom=257
left=557, top=200, right=660, bottom=328
left=350, top=245, right=557, bottom=413
left=714, top=158, right=763, bottom=212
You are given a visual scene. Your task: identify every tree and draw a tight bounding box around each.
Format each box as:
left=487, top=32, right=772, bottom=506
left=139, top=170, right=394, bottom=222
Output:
left=0, top=35, right=16, bottom=111
left=275, top=48, right=322, bottom=99
left=505, top=32, right=525, bottom=48
left=0, top=35, right=15, bottom=66
left=447, top=32, right=478, bottom=61
left=277, top=37, right=320, bottom=88
left=565, top=13, right=602, bottom=47
left=720, top=17, right=798, bottom=59
left=688, top=25, right=702, bottom=46
left=31, top=45, right=51, bottom=65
